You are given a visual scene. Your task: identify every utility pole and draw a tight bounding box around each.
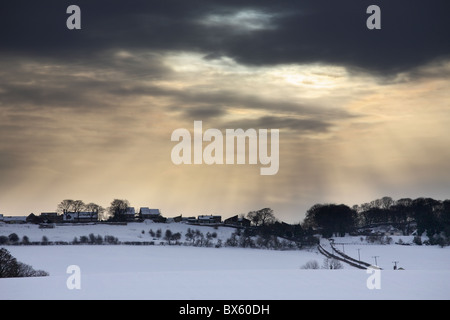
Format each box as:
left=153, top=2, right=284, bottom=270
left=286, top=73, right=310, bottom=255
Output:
left=356, top=248, right=361, bottom=261
left=372, top=255, right=379, bottom=266
left=392, top=261, right=399, bottom=270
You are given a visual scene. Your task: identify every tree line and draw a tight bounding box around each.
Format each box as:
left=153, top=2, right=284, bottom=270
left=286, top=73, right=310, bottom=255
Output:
left=55, top=199, right=140, bottom=222
left=302, top=196, right=450, bottom=245
left=53, top=196, right=450, bottom=246
left=55, top=198, right=136, bottom=222
left=57, top=199, right=106, bottom=217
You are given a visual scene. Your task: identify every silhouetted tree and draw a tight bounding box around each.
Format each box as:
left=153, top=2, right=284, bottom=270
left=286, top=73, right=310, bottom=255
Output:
left=85, top=202, right=105, bottom=219
left=304, top=204, right=356, bottom=237
left=0, top=248, right=49, bottom=278
left=247, top=208, right=276, bottom=226
left=57, top=199, right=74, bottom=214
left=411, top=198, right=441, bottom=237
left=441, top=200, right=450, bottom=237
left=108, top=199, right=130, bottom=222
left=8, top=233, right=19, bottom=244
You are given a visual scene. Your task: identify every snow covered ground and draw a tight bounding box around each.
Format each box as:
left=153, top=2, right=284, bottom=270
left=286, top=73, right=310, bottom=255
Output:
left=1, top=222, right=449, bottom=300
left=0, top=221, right=237, bottom=244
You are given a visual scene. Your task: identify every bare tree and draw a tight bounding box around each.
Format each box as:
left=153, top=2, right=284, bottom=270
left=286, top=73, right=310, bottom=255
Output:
left=85, top=202, right=106, bottom=219
left=247, top=208, right=276, bottom=226
left=71, top=200, right=85, bottom=213
left=56, top=199, right=85, bottom=213
left=57, top=199, right=74, bottom=214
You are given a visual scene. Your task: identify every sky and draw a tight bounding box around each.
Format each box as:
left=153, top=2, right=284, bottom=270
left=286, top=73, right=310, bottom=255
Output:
left=0, top=0, right=449, bottom=223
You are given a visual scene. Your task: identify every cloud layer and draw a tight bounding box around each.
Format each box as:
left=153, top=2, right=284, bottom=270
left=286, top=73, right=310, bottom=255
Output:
left=0, top=1, right=449, bottom=221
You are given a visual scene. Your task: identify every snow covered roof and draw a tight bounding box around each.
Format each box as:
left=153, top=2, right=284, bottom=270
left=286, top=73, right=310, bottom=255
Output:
left=198, top=215, right=221, bottom=220
left=140, top=207, right=160, bottom=216
left=3, top=216, right=27, bottom=222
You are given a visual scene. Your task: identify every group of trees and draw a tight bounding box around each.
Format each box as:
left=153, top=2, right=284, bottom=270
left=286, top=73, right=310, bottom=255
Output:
left=0, top=248, right=49, bottom=278
left=56, top=198, right=133, bottom=222
left=302, top=196, right=450, bottom=244
left=301, top=258, right=343, bottom=270
left=57, top=199, right=106, bottom=217
left=73, top=234, right=119, bottom=245
left=303, top=204, right=356, bottom=238
left=225, top=228, right=300, bottom=250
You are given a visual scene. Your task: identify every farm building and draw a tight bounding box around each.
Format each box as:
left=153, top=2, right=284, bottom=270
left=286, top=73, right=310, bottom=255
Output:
left=124, top=207, right=136, bottom=221
left=224, top=215, right=251, bottom=227
left=199, top=215, right=221, bottom=224
left=63, top=211, right=98, bottom=223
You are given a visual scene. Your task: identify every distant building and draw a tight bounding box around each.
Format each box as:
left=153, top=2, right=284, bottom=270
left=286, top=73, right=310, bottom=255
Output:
left=3, top=216, right=27, bottom=224
left=26, top=213, right=42, bottom=224
left=196, top=215, right=222, bottom=225
left=63, top=211, right=98, bottom=223
left=224, top=215, right=251, bottom=227
left=124, top=207, right=136, bottom=221
left=187, top=217, right=198, bottom=224
left=171, top=215, right=183, bottom=223
left=40, top=212, right=62, bottom=223
left=181, top=216, right=196, bottom=223
left=139, top=207, right=161, bottom=220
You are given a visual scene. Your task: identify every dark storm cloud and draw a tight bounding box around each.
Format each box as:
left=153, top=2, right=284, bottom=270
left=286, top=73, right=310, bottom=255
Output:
left=0, top=49, right=172, bottom=111
left=1, top=0, right=449, bottom=74
left=182, top=106, right=228, bottom=119
left=224, top=116, right=332, bottom=133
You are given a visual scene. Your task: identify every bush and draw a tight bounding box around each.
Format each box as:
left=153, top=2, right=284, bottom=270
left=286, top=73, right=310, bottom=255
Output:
left=0, top=236, right=9, bottom=245
left=413, top=235, right=422, bottom=245
left=225, top=233, right=239, bottom=247
left=301, top=260, right=320, bottom=269
left=322, top=258, right=343, bottom=269
left=8, top=233, right=19, bottom=244
left=41, top=236, right=49, bottom=245
left=22, top=236, right=30, bottom=245
left=104, top=235, right=119, bottom=244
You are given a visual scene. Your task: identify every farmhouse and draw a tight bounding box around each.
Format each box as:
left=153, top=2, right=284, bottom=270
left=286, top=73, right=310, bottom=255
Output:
left=63, top=211, right=98, bottom=222
left=197, top=215, right=222, bottom=225
left=2, top=216, right=27, bottom=224
left=186, top=215, right=222, bottom=225
left=138, top=207, right=164, bottom=222
left=224, top=215, right=251, bottom=227
left=40, top=212, right=62, bottom=223
left=124, top=207, right=136, bottom=222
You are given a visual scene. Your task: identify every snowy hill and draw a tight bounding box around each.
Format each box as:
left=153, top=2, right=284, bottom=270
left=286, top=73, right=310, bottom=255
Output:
left=1, top=221, right=450, bottom=300
left=1, top=244, right=450, bottom=299
left=0, top=221, right=303, bottom=249
left=0, top=221, right=237, bottom=245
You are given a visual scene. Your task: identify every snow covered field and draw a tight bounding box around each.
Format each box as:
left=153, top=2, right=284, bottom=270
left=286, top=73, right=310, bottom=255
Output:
left=1, top=222, right=450, bottom=300
left=0, top=221, right=237, bottom=244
